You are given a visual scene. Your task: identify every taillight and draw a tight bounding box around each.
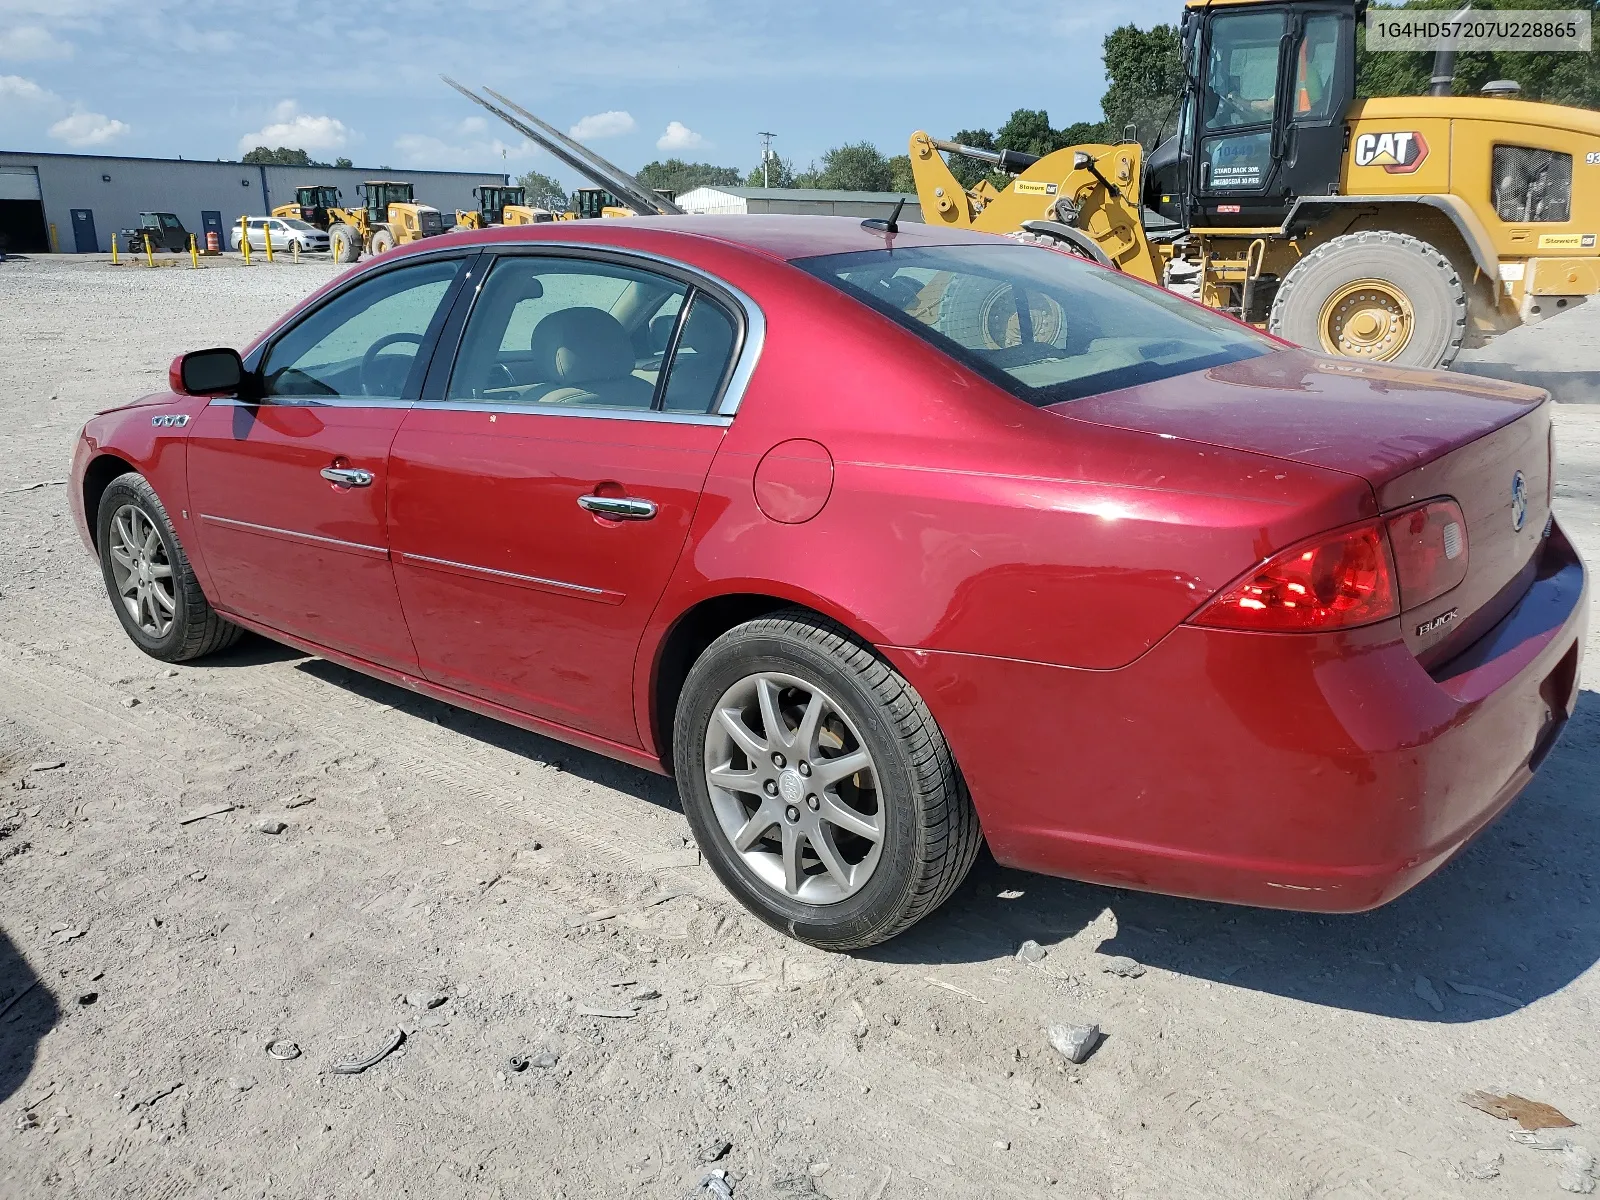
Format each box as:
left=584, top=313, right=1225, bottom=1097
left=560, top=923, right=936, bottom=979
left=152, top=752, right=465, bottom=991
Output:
left=1385, top=499, right=1468, bottom=609
left=1191, top=521, right=1399, bottom=632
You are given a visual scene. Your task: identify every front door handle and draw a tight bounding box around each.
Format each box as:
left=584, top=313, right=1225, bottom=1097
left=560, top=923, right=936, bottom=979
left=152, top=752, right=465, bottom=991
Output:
left=578, top=494, right=657, bottom=520
left=321, top=466, right=374, bottom=488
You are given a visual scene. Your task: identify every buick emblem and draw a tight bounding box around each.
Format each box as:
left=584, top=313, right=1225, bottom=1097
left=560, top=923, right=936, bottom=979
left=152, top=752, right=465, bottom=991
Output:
left=1511, top=471, right=1528, bottom=532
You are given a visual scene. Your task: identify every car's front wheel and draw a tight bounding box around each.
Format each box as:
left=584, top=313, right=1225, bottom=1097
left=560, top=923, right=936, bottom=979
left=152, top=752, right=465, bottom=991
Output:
left=96, top=473, right=242, bottom=662
left=674, top=610, right=982, bottom=950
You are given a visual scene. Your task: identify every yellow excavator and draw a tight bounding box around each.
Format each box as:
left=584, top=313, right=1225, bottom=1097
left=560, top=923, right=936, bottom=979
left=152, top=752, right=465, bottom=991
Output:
left=454, top=185, right=555, bottom=230
left=910, top=0, right=1600, bottom=367
left=272, top=181, right=444, bottom=262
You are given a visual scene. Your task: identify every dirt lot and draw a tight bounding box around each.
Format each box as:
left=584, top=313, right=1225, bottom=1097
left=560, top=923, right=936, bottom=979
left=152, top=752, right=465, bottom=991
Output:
left=0, top=253, right=1598, bottom=1200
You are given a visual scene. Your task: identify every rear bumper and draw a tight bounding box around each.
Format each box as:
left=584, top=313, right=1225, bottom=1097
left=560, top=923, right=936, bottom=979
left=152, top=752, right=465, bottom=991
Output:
left=888, top=518, right=1588, bottom=912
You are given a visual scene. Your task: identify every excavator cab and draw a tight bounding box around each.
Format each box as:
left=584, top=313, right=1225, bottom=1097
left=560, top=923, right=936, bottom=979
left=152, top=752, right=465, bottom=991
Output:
left=294, top=185, right=342, bottom=228
left=363, top=180, right=417, bottom=226
left=475, top=185, right=526, bottom=225
left=1145, top=0, right=1358, bottom=229
left=574, top=187, right=631, bottom=219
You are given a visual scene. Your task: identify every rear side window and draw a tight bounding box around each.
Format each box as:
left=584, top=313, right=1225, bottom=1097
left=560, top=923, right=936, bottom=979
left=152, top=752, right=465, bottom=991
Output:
left=796, top=243, right=1273, bottom=406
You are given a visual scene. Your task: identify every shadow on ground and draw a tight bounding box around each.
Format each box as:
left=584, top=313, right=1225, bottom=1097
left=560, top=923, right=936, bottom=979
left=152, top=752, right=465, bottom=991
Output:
left=0, top=928, right=58, bottom=1105
left=869, top=688, right=1600, bottom=1023
left=270, top=634, right=1600, bottom=1025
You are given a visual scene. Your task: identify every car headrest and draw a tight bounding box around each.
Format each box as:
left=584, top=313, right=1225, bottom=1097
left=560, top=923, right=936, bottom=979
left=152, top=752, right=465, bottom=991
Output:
left=528, top=307, right=634, bottom=384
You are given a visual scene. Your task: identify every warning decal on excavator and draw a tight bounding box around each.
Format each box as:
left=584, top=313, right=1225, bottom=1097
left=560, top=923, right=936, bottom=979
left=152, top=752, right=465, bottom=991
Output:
left=1013, top=181, right=1059, bottom=196
left=1353, top=131, right=1430, bottom=173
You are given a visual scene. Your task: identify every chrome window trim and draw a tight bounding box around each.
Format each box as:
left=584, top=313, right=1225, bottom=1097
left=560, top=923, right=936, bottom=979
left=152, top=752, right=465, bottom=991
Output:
left=408, top=400, right=729, bottom=427
left=470, top=241, right=767, bottom=420
left=207, top=397, right=416, bottom=410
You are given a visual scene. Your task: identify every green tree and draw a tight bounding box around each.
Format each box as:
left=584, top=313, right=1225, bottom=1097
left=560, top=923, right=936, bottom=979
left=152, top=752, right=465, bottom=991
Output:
left=242, top=146, right=327, bottom=166
left=793, top=160, right=825, bottom=188
left=1100, top=23, right=1187, bottom=148
left=515, top=169, right=569, bottom=213
left=745, top=154, right=797, bottom=188
left=333, top=156, right=353, bottom=169
left=817, top=142, right=893, bottom=191
left=636, top=159, right=741, bottom=196
left=1058, top=119, right=1109, bottom=147
left=1358, top=0, right=1600, bottom=106
left=888, top=154, right=917, bottom=193
left=996, top=109, right=1066, bottom=158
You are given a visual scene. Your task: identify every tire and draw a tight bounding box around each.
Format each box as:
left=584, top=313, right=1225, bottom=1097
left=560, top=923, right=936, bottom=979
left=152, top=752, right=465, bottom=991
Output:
left=329, top=223, right=361, bottom=264
left=1269, top=230, right=1467, bottom=368
left=369, top=227, right=395, bottom=256
left=96, top=474, right=242, bottom=663
left=673, top=610, right=982, bottom=950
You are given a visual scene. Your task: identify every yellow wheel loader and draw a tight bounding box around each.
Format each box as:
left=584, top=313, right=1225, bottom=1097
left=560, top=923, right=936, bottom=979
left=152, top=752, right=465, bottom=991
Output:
left=911, top=0, right=1600, bottom=367
left=454, top=185, right=555, bottom=230
left=314, top=181, right=444, bottom=263
left=271, top=184, right=344, bottom=229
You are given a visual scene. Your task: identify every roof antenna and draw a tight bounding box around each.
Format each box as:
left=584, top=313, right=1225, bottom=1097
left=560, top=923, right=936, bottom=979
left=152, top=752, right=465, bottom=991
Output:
left=862, top=195, right=906, bottom=235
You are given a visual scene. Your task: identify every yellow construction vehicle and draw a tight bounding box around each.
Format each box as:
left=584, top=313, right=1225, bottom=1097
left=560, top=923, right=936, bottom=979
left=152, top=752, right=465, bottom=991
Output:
left=910, top=0, right=1600, bottom=367
left=454, top=185, right=555, bottom=230
left=284, top=180, right=445, bottom=263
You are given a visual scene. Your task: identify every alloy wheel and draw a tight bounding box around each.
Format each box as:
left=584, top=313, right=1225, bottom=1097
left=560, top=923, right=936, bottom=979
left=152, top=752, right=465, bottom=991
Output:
left=702, top=671, right=884, bottom=905
left=107, top=503, right=176, bottom=639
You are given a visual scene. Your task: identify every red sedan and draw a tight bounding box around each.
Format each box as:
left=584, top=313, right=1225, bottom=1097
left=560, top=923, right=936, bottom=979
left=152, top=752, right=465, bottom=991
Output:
left=70, top=216, right=1587, bottom=949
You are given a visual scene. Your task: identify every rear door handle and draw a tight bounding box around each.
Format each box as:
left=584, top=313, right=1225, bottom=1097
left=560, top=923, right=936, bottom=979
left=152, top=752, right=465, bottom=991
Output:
left=578, top=494, right=657, bottom=520
left=321, top=466, right=374, bottom=488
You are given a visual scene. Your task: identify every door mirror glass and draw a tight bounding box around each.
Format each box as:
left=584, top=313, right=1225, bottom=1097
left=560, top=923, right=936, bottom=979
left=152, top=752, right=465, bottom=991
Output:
left=176, top=347, right=244, bottom=395
left=260, top=258, right=464, bottom=401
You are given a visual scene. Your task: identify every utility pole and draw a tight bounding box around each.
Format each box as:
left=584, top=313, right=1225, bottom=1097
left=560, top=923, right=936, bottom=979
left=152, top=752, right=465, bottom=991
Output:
left=758, top=131, right=776, bottom=188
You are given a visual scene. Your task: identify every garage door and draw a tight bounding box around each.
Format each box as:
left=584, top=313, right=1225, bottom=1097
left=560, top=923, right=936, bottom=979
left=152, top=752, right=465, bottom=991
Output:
left=0, top=166, right=49, bottom=253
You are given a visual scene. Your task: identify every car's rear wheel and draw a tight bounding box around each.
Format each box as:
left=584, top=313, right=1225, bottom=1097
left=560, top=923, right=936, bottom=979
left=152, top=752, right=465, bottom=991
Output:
left=674, top=610, right=982, bottom=950
left=96, top=474, right=242, bottom=662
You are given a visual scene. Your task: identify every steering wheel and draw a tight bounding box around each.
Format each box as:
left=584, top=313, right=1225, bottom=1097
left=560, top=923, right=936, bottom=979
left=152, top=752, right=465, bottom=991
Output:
left=361, top=332, right=425, bottom=397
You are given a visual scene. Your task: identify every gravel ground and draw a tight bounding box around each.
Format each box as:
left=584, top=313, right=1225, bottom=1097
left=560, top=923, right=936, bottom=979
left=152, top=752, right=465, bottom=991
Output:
left=0, top=253, right=1598, bottom=1200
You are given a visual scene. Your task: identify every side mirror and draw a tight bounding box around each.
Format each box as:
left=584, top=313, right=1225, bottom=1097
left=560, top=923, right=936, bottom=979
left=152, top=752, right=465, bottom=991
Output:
left=170, top=347, right=244, bottom=396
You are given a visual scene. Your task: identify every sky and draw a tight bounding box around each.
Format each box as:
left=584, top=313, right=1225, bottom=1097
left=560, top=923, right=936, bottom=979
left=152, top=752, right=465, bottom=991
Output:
left=0, top=0, right=1174, bottom=188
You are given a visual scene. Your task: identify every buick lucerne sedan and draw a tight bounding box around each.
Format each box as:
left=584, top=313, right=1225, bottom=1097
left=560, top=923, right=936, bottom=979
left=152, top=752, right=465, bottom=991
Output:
left=70, top=216, right=1588, bottom=949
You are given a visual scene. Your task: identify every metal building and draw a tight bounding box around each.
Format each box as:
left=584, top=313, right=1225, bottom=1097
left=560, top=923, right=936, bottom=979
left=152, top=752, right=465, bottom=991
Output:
left=0, top=151, right=509, bottom=254
left=674, top=186, right=924, bottom=222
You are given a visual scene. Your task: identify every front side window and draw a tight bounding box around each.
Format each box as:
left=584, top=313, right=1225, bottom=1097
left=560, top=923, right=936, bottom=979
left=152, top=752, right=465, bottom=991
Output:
left=796, top=243, right=1273, bottom=406
left=159, top=214, right=182, bottom=231
left=1203, top=11, right=1285, bottom=132
left=261, top=258, right=464, bottom=401
left=445, top=255, right=739, bottom=413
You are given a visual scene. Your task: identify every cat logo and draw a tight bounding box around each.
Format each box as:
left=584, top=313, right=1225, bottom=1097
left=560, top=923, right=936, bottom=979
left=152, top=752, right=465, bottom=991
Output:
left=1353, top=131, right=1429, bottom=174
left=150, top=414, right=190, bottom=428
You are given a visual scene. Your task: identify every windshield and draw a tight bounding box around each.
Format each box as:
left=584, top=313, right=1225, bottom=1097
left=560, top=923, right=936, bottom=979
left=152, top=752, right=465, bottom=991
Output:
left=795, top=243, right=1274, bottom=405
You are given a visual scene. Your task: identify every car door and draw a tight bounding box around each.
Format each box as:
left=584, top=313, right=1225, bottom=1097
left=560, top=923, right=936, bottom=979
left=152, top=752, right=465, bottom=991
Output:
left=387, top=249, right=747, bottom=746
left=186, top=252, right=475, bottom=670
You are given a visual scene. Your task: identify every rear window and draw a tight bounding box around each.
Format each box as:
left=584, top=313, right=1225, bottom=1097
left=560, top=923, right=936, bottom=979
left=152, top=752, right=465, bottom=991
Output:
left=795, top=243, right=1274, bottom=405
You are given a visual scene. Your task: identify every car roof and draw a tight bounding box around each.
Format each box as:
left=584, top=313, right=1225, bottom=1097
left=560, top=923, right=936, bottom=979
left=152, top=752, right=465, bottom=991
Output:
left=446, top=214, right=1007, bottom=263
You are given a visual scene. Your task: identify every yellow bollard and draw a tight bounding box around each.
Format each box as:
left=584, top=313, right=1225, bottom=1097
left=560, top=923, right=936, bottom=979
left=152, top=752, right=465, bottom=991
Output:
left=144, top=234, right=154, bottom=267
left=110, top=234, right=119, bottom=266
left=240, top=217, right=251, bottom=266
left=49, top=223, right=59, bottom=252
left=189, top=233, right=200, bottom=268
left=263, top=223, right=274, bottom=263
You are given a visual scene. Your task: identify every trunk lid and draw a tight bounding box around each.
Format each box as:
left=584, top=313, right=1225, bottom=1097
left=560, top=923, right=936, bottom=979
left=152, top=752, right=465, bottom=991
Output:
left=1053, top=349, right=1553, bottom=664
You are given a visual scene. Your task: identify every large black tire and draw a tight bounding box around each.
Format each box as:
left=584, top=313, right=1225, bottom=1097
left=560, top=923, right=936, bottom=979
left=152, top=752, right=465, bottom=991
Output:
left=329, top=223, right=361, bottom=264
left=673, top=610, right=982, bottom=950
left=1269, top=229, right=1467, bottom=368
left=96, top=474, right=242, bottom=663
left=369, top=227, right=396, bottom=256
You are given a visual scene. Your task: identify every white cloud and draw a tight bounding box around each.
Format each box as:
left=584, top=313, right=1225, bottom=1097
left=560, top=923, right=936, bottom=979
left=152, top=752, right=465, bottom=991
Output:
left=0, top=25, right=72, bottom=60
left=0, top=73, right=55, bottom=105
left=238, top=100, right=351, bottom=155
left=49, top=109, right=129, bottom=146
left=394, top=132, right=539, bottom=170
left=656, top=121, right=706, bottom=152
left=568, top=110, right=635, bottom=140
